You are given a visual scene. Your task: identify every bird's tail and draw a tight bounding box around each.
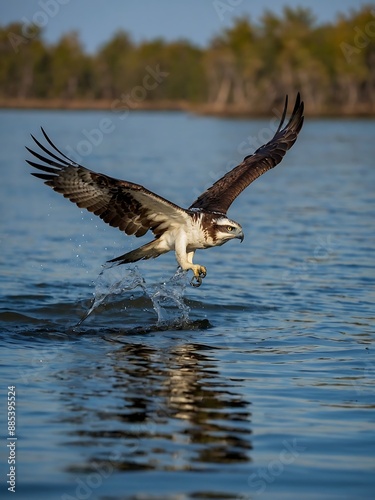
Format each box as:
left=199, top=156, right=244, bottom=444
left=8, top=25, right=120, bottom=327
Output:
left=107, top=240, right=166, bottom=266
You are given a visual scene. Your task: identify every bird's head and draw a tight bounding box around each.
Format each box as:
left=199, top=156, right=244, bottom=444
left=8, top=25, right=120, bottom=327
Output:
left=214, top=216, right=244, bottom=245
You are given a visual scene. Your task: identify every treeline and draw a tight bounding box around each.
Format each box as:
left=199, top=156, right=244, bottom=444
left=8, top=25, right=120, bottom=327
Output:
left=0, top=5, right=374, bottom=115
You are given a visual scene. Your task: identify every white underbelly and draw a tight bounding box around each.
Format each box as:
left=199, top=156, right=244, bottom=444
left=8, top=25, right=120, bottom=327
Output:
left=157, top=219, right=215, bottom=253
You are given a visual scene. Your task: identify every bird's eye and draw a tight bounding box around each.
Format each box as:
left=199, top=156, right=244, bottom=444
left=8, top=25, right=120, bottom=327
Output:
left=227, top=226, right=234, bottom=231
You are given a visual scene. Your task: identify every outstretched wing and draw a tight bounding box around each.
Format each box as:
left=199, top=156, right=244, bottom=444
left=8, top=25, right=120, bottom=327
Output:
left=26, top=128, right=189, bottom=238
left=189, top=93, right=304, bottom=214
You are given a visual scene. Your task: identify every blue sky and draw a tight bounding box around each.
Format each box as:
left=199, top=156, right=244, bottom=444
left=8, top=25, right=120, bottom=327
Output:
left=0, top=0, right=369, bottom=52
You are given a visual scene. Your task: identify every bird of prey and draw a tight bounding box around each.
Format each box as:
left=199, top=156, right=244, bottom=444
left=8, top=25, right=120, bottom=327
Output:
left=26, top=94, right=304, bottom=287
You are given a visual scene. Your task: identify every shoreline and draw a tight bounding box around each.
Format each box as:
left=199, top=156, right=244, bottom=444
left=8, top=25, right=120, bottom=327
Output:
left=0, top=98, right=374, bottom=118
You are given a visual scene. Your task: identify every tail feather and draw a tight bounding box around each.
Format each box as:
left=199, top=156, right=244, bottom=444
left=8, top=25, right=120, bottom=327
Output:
left=108, top=240, right=166, bottom=265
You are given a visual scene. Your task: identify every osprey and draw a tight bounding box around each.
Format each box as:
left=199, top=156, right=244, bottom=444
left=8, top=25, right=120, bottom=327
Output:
left=26, top=94, right=304, bottom=286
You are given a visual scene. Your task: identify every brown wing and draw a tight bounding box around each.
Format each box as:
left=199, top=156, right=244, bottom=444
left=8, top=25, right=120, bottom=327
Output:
left=189, top=93, right=304, bottom=214
left=26, top=128, right=190, bottom=238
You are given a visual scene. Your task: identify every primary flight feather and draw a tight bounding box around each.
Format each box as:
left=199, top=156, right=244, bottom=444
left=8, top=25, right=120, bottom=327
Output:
left=26, top=93, right=304, bottom=286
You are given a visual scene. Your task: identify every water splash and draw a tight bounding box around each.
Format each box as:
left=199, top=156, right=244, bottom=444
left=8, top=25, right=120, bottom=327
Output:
left=76, top=264, right=190, bottom=328
left=76, top=264, right=146, bottom=326
left=145, top=267, right=190, bottom=327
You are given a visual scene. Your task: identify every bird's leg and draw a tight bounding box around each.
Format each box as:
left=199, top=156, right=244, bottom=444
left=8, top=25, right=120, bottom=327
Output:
left=175, top=243, right=207, bottom=287
left=187, top=251, right=207, bottom=287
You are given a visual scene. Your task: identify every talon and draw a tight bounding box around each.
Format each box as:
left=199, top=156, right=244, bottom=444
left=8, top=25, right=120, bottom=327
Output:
left=199, top=266, right=207, bottom=278
left=190, top=275, right=202, bottom=287
left=189, top=265, right=206, bottom=287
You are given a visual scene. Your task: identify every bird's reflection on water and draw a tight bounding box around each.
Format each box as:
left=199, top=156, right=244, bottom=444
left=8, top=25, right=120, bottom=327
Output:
left=61, top=340, right=252, bottom=474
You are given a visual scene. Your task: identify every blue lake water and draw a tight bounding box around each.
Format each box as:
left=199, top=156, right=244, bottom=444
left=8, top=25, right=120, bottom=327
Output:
left=0, top=109, right=374, bottom=499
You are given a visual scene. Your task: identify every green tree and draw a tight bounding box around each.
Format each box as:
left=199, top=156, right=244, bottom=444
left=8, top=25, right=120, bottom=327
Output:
left=48, top=32, right=90, bottom=99
left=330, top=6, right=375, bottom=112
left=258, top=7, right=330, bottom=110
left=206, top=18, right=260, bottom=108
left=94, top=30, right=134, bottom=99
left=0, top=5, right=374, bottom=115
left=0, top=23, right=46, bottom=98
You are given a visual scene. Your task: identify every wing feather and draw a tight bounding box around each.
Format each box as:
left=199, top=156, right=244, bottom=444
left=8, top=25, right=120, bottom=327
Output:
left=26, top=128, right=189, bottom=238
left=189, top=93, right=304, bottom=214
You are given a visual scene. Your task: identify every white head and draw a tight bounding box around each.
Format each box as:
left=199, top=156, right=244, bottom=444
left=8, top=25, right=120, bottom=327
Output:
left=213, top=216, right=244, bottom=246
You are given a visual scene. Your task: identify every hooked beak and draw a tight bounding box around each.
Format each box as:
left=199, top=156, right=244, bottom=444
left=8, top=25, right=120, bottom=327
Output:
left=237, top=231, right=244, bottom=243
